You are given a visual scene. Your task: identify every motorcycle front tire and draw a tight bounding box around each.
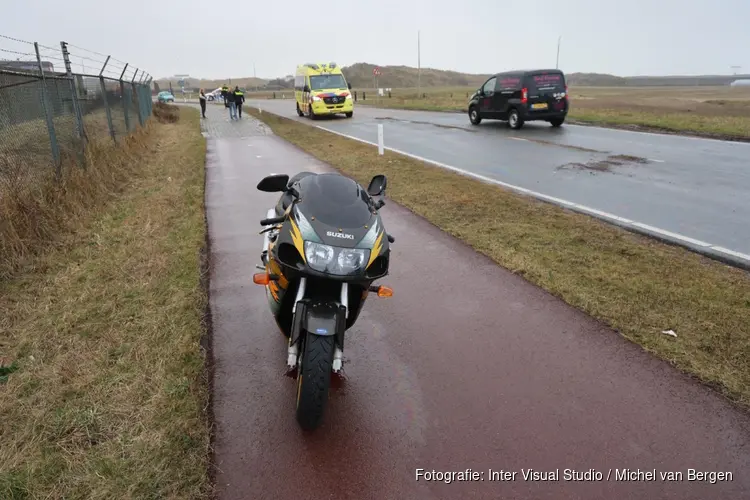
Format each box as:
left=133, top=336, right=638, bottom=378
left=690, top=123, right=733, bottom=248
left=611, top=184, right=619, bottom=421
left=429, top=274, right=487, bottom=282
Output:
left=295, top=333, right=335, bottom=431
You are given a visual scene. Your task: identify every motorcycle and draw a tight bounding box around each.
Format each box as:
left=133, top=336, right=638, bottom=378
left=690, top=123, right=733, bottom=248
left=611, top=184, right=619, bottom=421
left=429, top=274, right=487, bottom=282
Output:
left=253, top=171, right=395, bottom=430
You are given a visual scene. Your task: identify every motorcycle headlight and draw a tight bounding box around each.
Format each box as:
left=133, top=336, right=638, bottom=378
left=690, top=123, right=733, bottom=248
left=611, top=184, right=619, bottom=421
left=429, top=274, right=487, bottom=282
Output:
left=304, top=242, right=370, bottom=275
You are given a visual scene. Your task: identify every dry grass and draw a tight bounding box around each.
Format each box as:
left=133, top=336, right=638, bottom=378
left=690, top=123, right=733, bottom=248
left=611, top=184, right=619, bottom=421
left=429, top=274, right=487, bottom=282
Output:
left=153, top=102, right=180, bottom=123
left=0, top=105, right=212, bottom=499
left=0, top=104, right=155, bottom=279
left=349, top=85, right=750, bottom=139
left=247, top=107, right=750, bottom=409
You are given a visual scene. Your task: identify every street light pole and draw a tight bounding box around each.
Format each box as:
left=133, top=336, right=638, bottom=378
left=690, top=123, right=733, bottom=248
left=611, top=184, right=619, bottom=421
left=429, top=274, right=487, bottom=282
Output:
left=556, top=36, right=561, bottom=69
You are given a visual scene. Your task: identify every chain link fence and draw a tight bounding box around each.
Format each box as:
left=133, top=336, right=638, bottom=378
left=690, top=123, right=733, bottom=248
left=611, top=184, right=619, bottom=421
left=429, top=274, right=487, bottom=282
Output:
left=0, top=36, right=154, bottom=191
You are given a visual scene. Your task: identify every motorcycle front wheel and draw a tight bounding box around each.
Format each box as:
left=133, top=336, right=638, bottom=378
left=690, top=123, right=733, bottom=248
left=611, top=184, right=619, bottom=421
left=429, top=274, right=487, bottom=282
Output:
left=295, top=333, right=335, bottom=430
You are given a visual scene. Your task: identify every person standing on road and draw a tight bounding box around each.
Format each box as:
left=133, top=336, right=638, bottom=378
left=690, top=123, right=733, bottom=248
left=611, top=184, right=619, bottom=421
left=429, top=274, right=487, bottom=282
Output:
left=234, top=86, right=245, bottom=119
left=199, top=88, right=207, bottom=118
left=226, top=87, right=237, bottom=120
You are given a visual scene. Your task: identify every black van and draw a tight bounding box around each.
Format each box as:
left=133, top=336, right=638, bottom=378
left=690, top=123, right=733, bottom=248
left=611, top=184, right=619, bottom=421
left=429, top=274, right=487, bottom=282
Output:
left=468, top=69, right=569, bottom=129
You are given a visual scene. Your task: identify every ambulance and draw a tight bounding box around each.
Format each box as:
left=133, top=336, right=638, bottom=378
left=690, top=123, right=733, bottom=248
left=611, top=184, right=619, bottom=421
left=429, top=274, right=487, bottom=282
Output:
left=294, top=62, right=353, bottom=119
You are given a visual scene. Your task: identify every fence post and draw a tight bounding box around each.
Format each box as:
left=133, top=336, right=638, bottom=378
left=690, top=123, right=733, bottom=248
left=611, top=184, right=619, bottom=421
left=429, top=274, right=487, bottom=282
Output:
left=146, top=76, right=154, bottom=119
left=119, top=63, right=131, bottom=133
left=34, top=42, right=62, bottom=181
left=132, top=69, right=144, bottom=127
left=98, top=55, right=116, bottom=144
left=60, top=41, right=87, bottom=169
left=147, top=77, right=153, bottom=119
left=60, top=41, right=86, bottom=143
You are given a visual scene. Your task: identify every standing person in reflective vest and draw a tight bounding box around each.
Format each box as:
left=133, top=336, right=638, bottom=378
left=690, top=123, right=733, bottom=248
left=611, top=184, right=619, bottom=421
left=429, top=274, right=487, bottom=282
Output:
left=234, top=86, right=245, bottom=119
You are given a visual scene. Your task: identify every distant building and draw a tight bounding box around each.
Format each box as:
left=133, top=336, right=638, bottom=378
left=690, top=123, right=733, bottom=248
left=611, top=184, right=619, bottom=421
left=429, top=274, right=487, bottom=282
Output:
left=730, top=79, right=750, bottom=86
left=0, top=59, right=55, bottom=73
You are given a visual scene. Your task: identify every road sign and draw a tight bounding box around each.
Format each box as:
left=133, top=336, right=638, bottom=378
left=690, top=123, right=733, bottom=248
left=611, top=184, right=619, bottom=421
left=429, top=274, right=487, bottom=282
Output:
left=373, top=67, right=381, bottom=76
left=178, top=79, right=185, bottom=87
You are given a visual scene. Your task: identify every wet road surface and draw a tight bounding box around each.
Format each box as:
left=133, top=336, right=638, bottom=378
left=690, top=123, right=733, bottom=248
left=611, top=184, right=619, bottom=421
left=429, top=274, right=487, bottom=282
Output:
left=248, top=99, right=750, bottom=259
left=203, top=104, right=750, bottom=500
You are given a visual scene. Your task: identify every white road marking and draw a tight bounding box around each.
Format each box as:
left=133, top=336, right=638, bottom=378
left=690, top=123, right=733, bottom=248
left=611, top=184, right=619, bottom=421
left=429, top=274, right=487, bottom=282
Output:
left=314, top=124, right=750, bottom=269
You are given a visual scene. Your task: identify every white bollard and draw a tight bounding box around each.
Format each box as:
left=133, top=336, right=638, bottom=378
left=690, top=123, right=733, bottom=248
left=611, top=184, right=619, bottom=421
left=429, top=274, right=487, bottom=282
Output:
left=259, top=107, right=262, bottom=114
left=377, top=124, right=384, bottom=155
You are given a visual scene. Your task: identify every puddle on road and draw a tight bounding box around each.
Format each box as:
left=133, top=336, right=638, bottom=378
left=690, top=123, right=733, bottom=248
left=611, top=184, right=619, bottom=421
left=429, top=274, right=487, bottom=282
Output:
left=557, top=154, right=650, bottom=174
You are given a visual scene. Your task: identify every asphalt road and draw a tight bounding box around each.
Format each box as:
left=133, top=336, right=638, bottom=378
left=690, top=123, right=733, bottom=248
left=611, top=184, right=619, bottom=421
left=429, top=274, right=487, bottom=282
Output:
left=203, top=104, right=750, bottom=500
left=246, top=99, right=750, bottom=263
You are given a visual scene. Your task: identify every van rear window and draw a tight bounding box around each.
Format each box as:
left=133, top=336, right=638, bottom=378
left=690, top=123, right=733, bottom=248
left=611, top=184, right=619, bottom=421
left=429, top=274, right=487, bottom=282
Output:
left=498, top=77, right=522, bottom=90
left=528, top=73, right=565, bottom=91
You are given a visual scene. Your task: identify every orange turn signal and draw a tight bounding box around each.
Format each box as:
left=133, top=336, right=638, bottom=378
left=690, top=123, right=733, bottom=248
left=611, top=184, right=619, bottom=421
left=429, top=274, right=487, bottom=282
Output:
left=253, top=273, right=271, bottom=285
left=376, top=286, right=393, bottom=298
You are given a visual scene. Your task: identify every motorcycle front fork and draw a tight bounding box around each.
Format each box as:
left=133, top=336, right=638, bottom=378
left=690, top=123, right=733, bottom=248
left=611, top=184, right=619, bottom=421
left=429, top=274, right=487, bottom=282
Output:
left=285, top=277, right=347, bottom=374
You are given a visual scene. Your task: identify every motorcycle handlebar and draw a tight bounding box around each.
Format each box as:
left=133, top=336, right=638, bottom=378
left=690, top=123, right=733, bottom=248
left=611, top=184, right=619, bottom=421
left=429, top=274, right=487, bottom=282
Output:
left=260, top=215, right=286, bottom=226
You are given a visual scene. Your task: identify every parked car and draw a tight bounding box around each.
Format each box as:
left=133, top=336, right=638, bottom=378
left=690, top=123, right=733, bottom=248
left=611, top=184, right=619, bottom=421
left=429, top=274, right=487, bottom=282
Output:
left=468, top=69, right=569, bottom=129
left=157, top=91, right=175, bottom=103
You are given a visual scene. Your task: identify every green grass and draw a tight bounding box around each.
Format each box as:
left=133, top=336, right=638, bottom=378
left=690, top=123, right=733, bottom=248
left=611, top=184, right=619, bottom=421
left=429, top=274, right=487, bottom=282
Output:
left=247, top=106, right=750, bottom=410
left=0, top=105, right=212, bottom=499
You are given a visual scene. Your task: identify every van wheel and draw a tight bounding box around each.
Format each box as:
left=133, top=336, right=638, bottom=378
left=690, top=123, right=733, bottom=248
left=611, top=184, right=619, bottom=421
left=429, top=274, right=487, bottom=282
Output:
left=469, top=106, right=481, bottom=125
left=550, top=117, right=565, bottom=127
left=345, top=112, right=353, bottom=118
left=508, top=109, right=524, bottom=130
left=308, top=105, right=318, bottom=120
left=296, top=103, right=304, bottom=117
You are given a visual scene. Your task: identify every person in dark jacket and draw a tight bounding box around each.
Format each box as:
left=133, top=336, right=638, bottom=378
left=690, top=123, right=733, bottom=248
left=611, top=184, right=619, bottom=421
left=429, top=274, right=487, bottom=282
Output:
left=221, top=85, right=230, bottom=108
left=199, top=88, right=207, bottom=118
left=225, top=87, right=237, bottom=119
left=234, top=86, right=245, bottom=119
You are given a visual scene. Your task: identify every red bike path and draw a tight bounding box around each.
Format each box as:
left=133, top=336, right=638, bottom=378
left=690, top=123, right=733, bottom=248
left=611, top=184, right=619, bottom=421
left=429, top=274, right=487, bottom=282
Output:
left=201, top=105, right=750, bottom=500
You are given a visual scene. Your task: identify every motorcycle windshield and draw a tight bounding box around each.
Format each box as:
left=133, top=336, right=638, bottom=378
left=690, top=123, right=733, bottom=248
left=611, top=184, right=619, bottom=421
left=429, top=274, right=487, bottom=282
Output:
left=296, top=173, right=373, bottom=228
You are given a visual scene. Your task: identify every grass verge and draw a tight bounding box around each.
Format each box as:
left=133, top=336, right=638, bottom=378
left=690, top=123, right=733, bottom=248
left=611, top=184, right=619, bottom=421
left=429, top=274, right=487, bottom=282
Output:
left=0, top=104, right=212, bottom=499
left=247, top=107, right=750, bottom=409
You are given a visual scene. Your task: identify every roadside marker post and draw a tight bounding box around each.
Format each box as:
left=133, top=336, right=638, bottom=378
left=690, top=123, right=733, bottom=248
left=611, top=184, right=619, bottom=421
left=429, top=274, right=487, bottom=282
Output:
left=377, top=124, right=384, bottom=155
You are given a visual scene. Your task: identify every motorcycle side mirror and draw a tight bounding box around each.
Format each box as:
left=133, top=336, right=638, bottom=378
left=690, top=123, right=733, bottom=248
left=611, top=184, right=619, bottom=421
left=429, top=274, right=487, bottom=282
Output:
left=257, top=174, right=290, bottom=192
left=367, top=174, right=387, bottom=196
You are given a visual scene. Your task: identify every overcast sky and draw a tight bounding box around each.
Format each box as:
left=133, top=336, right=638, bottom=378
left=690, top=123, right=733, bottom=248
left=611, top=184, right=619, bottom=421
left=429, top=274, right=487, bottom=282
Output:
left=2, top=0, right=749, bottom=81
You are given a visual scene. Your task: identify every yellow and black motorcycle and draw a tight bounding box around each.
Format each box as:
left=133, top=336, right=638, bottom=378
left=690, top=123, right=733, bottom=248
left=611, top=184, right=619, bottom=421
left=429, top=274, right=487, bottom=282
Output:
left=253, top=171, right=394, bottom=430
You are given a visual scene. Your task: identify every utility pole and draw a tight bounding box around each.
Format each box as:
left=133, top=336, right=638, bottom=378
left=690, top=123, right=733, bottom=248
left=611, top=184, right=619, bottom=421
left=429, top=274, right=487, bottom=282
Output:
left=417, top=30, right=421, bottom=98
left=556, top=36, right=561, bottom=69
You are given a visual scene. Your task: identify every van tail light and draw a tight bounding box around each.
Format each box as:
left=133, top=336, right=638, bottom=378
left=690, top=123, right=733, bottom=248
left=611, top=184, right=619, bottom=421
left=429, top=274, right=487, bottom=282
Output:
left=521, top=88, right=528, bottom=104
